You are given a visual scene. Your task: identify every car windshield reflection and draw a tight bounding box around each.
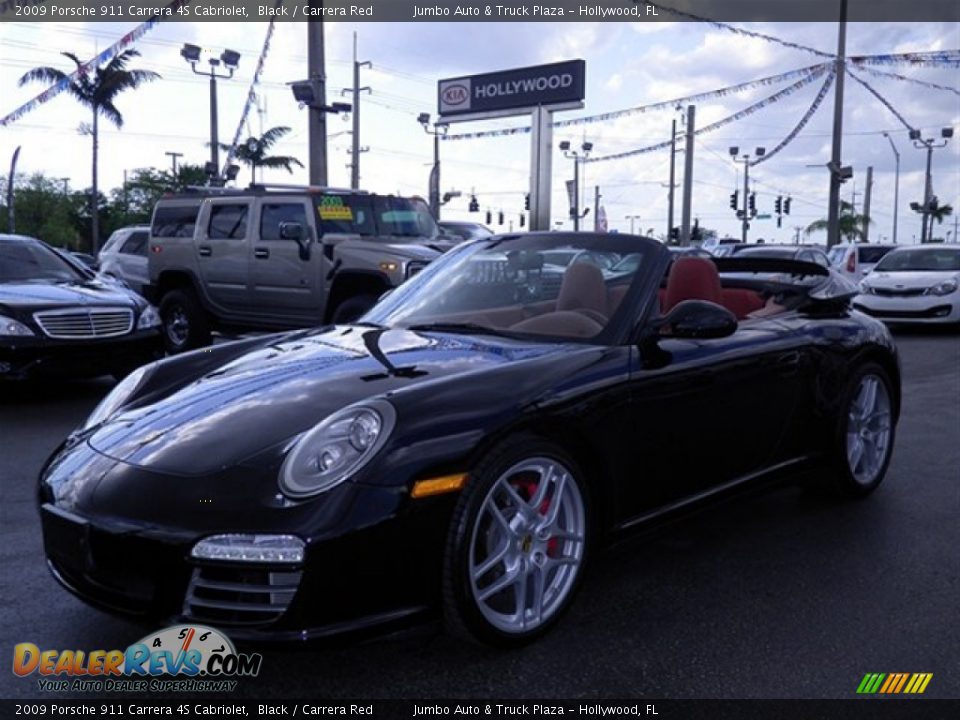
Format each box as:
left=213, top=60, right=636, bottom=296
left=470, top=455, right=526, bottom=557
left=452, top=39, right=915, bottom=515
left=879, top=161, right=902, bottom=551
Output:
left=366, top=233, right=654, bottom=341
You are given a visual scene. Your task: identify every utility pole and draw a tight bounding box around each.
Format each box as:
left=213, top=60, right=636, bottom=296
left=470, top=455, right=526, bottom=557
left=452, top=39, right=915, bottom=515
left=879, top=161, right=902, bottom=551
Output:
left=826, top=0, right=848, bottom=248
left=594, top=185, right=601, bottom=232
left=307, top=14, right=328, bottom=186
left=680, top=105, right=695, bottom=245
left=165, top=151, right=183, bottom=175
left=346, top=32, right=371, bottom=190
left=883, top=132, right=900, bottom=243
left=862, top=166, right=873, bottom=244
left=667, top=117, right=677, bottom=242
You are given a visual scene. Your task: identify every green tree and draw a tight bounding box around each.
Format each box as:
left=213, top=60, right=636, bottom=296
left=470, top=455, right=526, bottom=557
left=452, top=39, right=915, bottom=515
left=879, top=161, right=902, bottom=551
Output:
left=220, top=126, right=304, bottom=185
left=929, top=200, right=953, bottom=226
left=19, top=50, right=160, bottom=252
left=0, top=173, right=83, bottom=248
left=805, top=200, right=871, bottom=243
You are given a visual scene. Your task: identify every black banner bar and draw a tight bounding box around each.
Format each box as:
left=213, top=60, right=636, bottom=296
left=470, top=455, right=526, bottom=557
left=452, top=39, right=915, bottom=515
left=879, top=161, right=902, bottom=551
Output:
left=2, top=700, right=960, bottom=719
left=1, top=0, right=958, bottom=22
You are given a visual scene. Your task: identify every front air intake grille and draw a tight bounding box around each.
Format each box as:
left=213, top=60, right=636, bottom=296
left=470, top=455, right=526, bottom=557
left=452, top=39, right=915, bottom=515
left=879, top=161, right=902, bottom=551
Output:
left=183, top=565, right=302, bottom=626
left=34, top=308, right=133, bottom=339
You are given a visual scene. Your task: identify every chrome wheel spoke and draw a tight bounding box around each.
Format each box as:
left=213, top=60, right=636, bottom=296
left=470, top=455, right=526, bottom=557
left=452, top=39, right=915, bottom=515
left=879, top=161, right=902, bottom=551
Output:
left=468, top=456, right=586, bottom=635
left=478, top=565, right=521, bottom=602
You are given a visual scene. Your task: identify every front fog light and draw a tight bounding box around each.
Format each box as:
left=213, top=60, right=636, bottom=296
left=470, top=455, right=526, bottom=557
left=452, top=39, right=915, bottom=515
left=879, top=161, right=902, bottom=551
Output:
left=190, top=534, right=305, bottom=563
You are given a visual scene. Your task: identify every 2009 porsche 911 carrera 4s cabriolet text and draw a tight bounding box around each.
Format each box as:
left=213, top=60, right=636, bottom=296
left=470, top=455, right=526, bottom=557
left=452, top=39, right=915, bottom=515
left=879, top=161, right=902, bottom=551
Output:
left=38, top=233, right=900, bottom=646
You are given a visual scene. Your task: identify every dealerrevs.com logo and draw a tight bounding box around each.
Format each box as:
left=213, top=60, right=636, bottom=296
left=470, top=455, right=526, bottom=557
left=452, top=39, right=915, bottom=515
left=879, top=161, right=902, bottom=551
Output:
left=12, top=625, right=262, bottom=693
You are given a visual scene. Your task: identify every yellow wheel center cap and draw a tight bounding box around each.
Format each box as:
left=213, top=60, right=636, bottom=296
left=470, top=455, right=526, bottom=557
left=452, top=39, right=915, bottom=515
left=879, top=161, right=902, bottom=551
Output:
left=521, top=535, right=533, bottom=553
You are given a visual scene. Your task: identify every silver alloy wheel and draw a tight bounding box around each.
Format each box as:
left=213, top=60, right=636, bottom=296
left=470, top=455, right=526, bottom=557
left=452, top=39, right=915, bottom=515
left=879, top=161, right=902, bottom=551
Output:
left=166, top=307, right=189, bottom=347
left=846, top=374, right=892, bottom=485
left=468, top=457, right=585, bottom=634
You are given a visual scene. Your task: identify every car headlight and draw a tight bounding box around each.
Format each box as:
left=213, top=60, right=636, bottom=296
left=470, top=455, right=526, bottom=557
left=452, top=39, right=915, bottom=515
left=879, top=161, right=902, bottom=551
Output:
left=82, top=364, right=152, bottom=430
left=280, top=399, right=396, bottom=498
left=858, top=282, right=874, bottom=295
left=137, top=304, right=161, bottom=329
left=0, top=315, right=35, bottom=337
left=927, top=280, right=958, bottom=296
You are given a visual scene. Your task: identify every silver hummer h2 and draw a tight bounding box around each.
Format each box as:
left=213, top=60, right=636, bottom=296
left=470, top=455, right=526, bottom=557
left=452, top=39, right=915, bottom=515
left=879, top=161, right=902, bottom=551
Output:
left=145, top=185, right=455, bottom=352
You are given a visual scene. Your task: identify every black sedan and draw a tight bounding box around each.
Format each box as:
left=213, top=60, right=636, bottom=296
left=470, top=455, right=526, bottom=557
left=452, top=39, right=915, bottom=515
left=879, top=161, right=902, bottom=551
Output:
left=1, top=234, right=163, bottom=380
left=37, top=233, right=899, bottom=646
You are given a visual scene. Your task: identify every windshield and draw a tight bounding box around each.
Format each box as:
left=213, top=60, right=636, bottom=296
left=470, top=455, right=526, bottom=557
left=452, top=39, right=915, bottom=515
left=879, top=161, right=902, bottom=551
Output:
left=873, top=248, right=960, bottom=272
left=0, top=239, right=84, bottom=283
left=366, top=234, right=655, bottom=341
left=316, top=194, right=440, bottom=238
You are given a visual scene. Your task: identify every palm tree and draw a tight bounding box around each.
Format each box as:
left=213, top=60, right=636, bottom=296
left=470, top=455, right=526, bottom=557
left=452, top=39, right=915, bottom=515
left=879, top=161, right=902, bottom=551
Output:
left=19, top=50, right=159, bottom=252
left=805, top=200, right=871, bottom=243
left=929, top=200, right=953, bottom=225
left=221, top=126, right=304, bottom=186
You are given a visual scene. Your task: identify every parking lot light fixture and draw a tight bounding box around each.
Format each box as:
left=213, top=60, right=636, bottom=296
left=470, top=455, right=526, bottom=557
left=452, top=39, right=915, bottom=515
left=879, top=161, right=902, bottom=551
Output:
left=182, top=44, right=240, bottom=184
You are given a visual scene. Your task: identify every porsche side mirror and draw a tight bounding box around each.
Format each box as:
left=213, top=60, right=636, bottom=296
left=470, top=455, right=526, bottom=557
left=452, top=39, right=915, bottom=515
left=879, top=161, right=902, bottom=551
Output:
left=659, top=300, right=737, bottom=340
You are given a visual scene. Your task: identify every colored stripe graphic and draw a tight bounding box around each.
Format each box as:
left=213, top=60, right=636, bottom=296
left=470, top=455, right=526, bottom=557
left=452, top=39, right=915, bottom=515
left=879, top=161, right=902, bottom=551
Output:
left=857, top=673, right=932, bottom=694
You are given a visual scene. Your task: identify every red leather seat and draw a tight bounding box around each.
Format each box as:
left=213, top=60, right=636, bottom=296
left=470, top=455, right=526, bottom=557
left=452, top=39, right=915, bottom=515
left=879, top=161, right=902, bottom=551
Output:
left=663, top=257, right=723, bottom=313
left=721, top=289, right=765, bottom=319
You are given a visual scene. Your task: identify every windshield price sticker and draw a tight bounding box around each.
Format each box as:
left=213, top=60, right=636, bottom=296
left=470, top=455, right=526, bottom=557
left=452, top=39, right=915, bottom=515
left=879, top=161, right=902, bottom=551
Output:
left=318, top=196, right=354, bottom=221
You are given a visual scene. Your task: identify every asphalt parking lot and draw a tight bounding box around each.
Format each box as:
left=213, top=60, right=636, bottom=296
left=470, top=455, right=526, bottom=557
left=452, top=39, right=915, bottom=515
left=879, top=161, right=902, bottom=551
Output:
left=1, top=329, right=958, bottom=700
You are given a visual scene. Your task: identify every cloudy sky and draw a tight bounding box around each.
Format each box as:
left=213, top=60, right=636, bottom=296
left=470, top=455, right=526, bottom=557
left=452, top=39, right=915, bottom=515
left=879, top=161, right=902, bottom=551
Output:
left=1, top=19, right=958, bottom=242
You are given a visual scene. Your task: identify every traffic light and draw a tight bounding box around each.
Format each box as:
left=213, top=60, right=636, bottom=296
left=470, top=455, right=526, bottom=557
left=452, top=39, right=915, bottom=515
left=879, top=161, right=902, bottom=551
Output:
left=729, top=191, right=738, bottom=210
left=498, top=211, right=504, bottom=226
left=524, top=194, right=530, bottom=211
left=775, top=196, right=783, bottom=214
left=784, top=197, right=792, bottom=215
left=777, top=216, right=783, bottom=228
left=485, top=210, right=492, bottom=225
left=748, top=192, right=756, bottom=215
left=469, top=195, right=479, bottom=213
left=669, top=227, right=679, bottom=242
left=519, top=214, right=525, bottom=228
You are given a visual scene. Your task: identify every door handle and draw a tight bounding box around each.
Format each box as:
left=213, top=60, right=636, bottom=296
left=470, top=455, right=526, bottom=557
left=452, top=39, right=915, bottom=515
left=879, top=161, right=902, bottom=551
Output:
left=197, top=246, right=212, bottom=257
left=254, top=248, right=270, bottom=259
left=776, top=351, right=801, bottom=374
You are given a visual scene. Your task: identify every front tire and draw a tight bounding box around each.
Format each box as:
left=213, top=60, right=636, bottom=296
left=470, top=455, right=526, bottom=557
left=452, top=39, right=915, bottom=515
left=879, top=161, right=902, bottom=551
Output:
left=443, top=438, right=590, bottom=646
left=828, top=363, right=896, bottom=497
left=159, top=288, right=211, bottom=354
left=331, top=294, right=378, bottom=324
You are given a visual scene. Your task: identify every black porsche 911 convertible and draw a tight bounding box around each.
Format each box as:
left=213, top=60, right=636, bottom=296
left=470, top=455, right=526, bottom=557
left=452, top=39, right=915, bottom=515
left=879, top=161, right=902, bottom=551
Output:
left=38, top=232, right=900, bottom=646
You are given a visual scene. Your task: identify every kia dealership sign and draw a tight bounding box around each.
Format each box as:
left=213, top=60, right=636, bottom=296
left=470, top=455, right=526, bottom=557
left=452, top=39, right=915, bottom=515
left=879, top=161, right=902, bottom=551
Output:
left=438, top=60, right=585, bottom=119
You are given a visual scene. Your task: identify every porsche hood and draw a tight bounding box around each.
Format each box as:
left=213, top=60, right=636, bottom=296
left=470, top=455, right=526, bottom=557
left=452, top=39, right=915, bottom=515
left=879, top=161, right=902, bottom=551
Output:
left=87, top=327, right=567, bottom=476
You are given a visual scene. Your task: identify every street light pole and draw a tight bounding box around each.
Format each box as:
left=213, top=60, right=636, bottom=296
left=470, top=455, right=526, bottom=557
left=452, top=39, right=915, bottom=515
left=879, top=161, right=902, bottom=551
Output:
left=911, top=128, right=953, bottom=243
left=667, top=117, right=677, bottom=241
left=418, top=113, right=448, bottom=218
left=882, top=132, right=900, bottom=244
left=182, top=44, right=239, bottom=184
left=560, top=140, right=592, bottom=231
left=730, top=146, right=765, bottom=243
left=626, top=214, right=641, bottom=235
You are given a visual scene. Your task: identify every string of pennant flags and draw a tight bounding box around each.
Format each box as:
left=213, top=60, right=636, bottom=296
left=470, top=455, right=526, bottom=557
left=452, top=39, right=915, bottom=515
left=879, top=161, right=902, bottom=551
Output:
left=221, top=12, right=279, bottom=177
left=442, top=63, right=831, bottom=142
left=585, top=65, right=831, bottom=164
left=751, top=70, right=836, bottom=168
left=849, top=50, right=960, bottom=68
left=855, top=66, right=960, bottom=97
left=845, top=69, right=917, bottom=133
left=0, top=0, right=185, bottom=128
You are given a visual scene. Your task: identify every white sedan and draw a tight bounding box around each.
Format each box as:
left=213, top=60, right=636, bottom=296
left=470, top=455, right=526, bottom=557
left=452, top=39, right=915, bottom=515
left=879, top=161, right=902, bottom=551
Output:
left=853, top=245, right=960, bottom=325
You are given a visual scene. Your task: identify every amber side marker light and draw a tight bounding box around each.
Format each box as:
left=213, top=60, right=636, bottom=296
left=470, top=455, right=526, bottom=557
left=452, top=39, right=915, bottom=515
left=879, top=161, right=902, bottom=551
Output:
left=411, top=474, right=468, bottom=499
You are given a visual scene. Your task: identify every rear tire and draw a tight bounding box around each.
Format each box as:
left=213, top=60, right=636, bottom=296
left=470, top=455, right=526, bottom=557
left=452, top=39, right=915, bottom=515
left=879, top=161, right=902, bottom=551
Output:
left=331, top=294, right=378, bottom=324
left=442, top=437, right=591, bottom=647
left=825, top=362, right=896, bottom=498
left=159, top=288, right=211, bottom=354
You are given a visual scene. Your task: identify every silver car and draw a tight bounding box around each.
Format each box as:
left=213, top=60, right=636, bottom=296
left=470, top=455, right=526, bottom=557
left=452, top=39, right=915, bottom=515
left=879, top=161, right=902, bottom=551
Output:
left=98, top=225, right=150, bottom=293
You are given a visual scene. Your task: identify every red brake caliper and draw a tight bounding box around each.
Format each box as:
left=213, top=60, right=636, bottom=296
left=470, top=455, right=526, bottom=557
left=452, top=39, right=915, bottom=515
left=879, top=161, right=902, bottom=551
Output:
left=511, top=478, right=560, bottom=558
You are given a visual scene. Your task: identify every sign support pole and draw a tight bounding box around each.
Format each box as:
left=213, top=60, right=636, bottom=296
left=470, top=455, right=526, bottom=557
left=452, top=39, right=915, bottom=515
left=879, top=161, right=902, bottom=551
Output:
left=529, top=105, right=553, bottom=232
